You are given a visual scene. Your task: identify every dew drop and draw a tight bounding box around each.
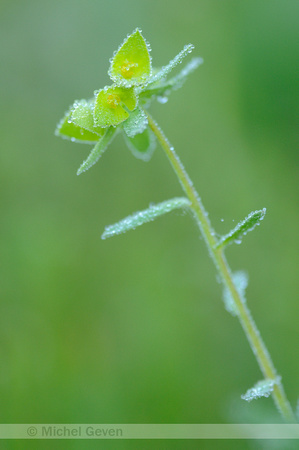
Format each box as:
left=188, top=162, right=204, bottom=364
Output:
left=157, top=96, right=168, bottom=104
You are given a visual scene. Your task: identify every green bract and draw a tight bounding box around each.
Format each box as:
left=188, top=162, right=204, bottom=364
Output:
left=55, top=105, right=101, bottom=144
left=109, top=28, right=152, bottom=88
left=55, top=28, right=201, bottom=174
left=124, top=126, right=156, bottom=162
left=71, top=100, right=105, bottom=137
left=94, top=86, right=137, bottom=128
left=123, top=107, right=148, bottom=138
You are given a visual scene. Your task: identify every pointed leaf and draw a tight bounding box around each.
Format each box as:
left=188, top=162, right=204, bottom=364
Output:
left=124, top=126, right=156, bottom=161
left=146, top=44, right=194, bottom=86
left=241, top=378, right=280, bottom=402
left=123, top=107, right=148, bottom=138
left=94, top=86, right=137, bottom=128
left=102, top=197, right=191, bottom=239
left=109, top=28, right=152, bottom=88
left=140, top=57, right=203, bottom=101
left=77, top=127, right=117, bottom=175
left=168, top=56, right=203, bottom=89
left=216, top=208, right=266, bottom=249
left=55, top=106, right=100, bottom=144
left=223, top=270, right=248, bottom=316
left=71, top=99, right=105, bottom=137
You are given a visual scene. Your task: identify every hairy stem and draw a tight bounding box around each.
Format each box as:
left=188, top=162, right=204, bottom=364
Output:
left=146, top=111, right=296, bottom=423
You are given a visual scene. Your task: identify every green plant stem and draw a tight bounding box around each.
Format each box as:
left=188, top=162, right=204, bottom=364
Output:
left=146, top=111, right=296, bottom=423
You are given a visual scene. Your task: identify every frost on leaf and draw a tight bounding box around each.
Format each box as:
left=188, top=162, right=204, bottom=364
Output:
left=124, top=126, right=156, bottom=161
left=109, top=28, right=152, bottom=88
left=216, top=208, right=266, bottom=249
left=77, top=127, right=117, bottom=175
left=222, top=270, right=248, bottom=316
left=71, top=99, right=105, bottom=137
left=55, top=106, right=100, bottom=144
left=123, top=107, right=148, bottom=138
left=241, top=378, right=280, bottom=402
left=139, top=57, right=203, bottom=102
left=102, top=197, right=191, bottom=239
left=168, top=57, right=203, bottom=89
left=94, top=86, right=137, bottom=128
left=146, top=44, right=194, bottom=87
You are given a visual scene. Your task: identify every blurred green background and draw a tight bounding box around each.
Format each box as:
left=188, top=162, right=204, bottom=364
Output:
left=0, top=0, right=298, bottom=448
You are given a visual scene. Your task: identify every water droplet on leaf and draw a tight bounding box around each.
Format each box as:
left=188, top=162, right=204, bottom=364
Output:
left=157, top=96, right=168, bottom=104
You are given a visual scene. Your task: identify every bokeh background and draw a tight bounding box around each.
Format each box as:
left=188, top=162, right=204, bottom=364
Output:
left=0, top=0, right=298, bottom=448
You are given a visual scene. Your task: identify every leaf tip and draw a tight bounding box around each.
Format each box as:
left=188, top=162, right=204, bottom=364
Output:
left=216, top=207, right=267, bottom=249
left=241, top=377, right=280, bottom=402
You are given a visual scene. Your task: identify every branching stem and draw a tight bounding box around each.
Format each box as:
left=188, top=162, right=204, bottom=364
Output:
left=146, top=111, right=296, bottom=423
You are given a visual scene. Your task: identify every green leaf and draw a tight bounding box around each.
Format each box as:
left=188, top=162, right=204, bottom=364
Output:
left=102, top=197, right=191, bottom=239
left=216, top=208, right=266, bottom=249
left=167, top=56, right=203, bottom=88
left=222, top=270, right=248, bottom=316
left=146, top=44, right=194, bottom=87
left=71, top=99, right=105, bottom=137
left=55, top=106, right=100, bottom=144
left=94, top=86, right=137, bottom=128
left=123, top=107, right=148, bottom=138
left=241, top=378, right=280, bottom=402
left=109, top=28, right=152, bottom=88
left=139, top=57, right=203, bottom=101
left=77, top=127, right=117, bottom=175
left=124, top=126, right=156, bottom=161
